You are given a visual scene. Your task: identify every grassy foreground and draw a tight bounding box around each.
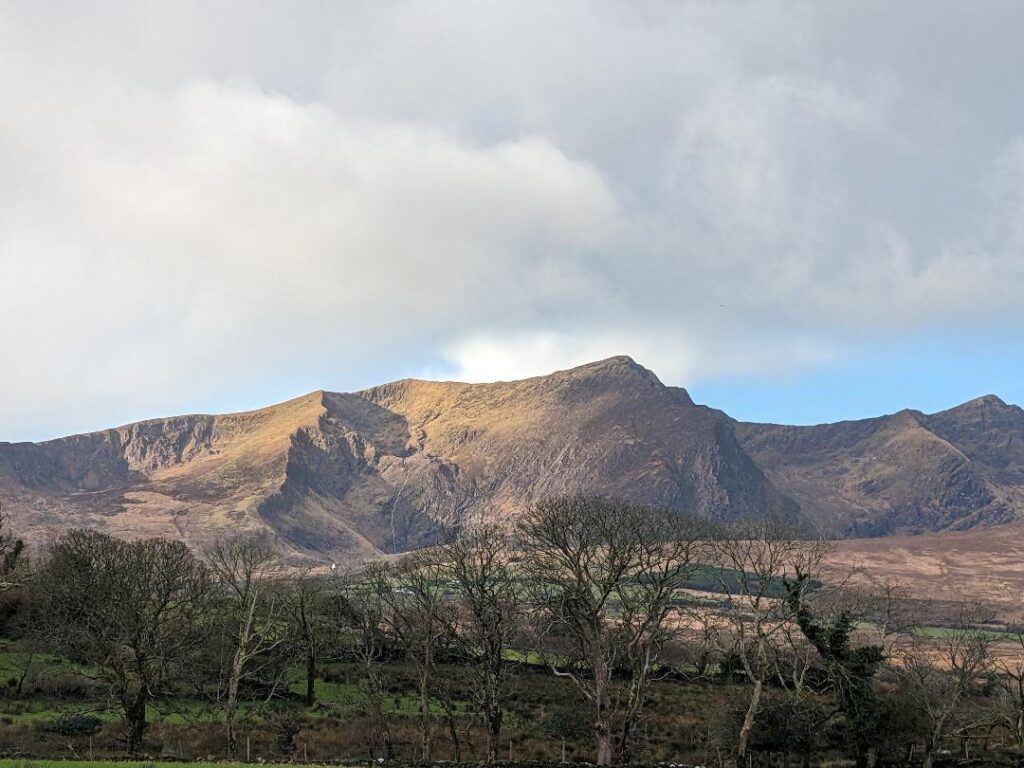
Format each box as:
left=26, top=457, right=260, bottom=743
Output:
left=0, top=764, right=250, bottom=768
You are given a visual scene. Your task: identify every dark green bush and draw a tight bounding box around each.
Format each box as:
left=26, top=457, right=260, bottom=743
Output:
left=44, top=713, right=103, bottom=736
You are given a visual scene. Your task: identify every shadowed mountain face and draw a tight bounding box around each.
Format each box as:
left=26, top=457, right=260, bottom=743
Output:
left=0, top=357, right=796, bottom=560
left=735, top=396, right=1024, bottom=537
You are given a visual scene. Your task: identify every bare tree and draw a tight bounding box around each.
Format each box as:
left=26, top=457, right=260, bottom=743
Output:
left=0, top=501, right=32, bottom=686
left=286, top=569, right=330, bottom=707
left=615, top=506, right=706, bottom=760
left=993, top=618, right=1024, bottom=747
left=708, top=518, right=830, bottom=762
left=897, top=605, right=994, bottom=768
left=37, top=530, right=210, bottom=756
left=369, top=551, right=458, bottom=761
left=855, top=579, right=920, bottom=657
left=519, top=496, right=703, bottom=766
left=437, top=520, right=523, bottom=762
left=0, top=501, right=26, bottom=591
left=337, top=562, right=395, bottom=761
left=205, top=533, right=287, bottom=756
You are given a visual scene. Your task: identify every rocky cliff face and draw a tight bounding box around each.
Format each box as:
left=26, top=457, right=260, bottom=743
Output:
left=735, top=396, right=1024, bottom=537
left=0, top=357, right=795, bottom=560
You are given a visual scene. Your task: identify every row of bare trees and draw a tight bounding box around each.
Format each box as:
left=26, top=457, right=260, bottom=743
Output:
left=1, top=496, right=1019, bottom=765
left=343, top=498, right=839, bottom=766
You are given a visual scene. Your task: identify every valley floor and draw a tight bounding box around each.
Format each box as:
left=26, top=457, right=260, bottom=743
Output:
left=829, top=523, right=1024, bottom=617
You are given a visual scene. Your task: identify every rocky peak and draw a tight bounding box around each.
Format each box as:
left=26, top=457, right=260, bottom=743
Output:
left=938, top=394, right=1011, bottom=416
left=554, top=355, right=662, bottom=385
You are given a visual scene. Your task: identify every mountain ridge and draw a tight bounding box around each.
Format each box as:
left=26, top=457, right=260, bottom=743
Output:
left=735, top=391, right=1024, bottom=537
left=1, top=356, right=1021, bottom=559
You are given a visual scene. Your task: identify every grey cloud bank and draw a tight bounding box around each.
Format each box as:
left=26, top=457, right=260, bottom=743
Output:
left=1, top=1, right=1023, bottom=440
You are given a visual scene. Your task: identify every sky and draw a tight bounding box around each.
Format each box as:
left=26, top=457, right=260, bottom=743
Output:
left=2, top=1, right=1024, bottom=442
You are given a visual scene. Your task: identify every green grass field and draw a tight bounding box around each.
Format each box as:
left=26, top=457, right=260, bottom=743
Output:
left=0, top=762, right=300, bottom=768
left=914, top=624, right=1011, bottom=640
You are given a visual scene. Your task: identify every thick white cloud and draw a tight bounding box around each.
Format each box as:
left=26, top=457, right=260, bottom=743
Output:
left=1, top=1, right=1023, bottom=439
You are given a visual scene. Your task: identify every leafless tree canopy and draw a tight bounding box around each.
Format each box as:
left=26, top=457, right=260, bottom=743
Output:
left=0, top=502, right=26, bottom=591
left=436, top=520, right=523, bottom=763
left=897, top=604, right=995, bottom=768
left=365, top=551, right=459, bottom=762
left=704, top=517, right=831, bottom=761
left=518, top=495, right=705, bottom=765
left=36, top=530, right=210, bottom=755
left=204, top=533, right=288, bottom=756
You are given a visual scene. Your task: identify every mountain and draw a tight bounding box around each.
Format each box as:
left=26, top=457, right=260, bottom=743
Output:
left=735, top=395, right=1024, bottom=537
left=0, top=357, right=796, bottom=560
left=4, top=356, right=1023, bottom=558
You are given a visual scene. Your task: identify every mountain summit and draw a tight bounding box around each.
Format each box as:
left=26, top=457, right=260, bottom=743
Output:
left=1, top=358, right=1021, bottom=559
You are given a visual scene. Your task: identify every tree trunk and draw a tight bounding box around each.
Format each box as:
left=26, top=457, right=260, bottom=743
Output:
left=590, top=645, right=614, bottom=767
left=365, top=655, right=393, bottom=761
left=226, top=649, right=245, bottom=756
left=15, top=651, right=33, bottom=697
left=125, top=690, right=148, bottom=757
left=922, top=717, right=946, bottom=768
left=855, top=747, right=879, bottom=768
left=305, top=645, right=316, bottom=707
left=596, top=721, right=613, bottom=767
left=382, top=722, right=394, bottom=761
left=226, top=592, right=257, bottom=756
left=482, top=662, right=504, bottom=764
left=620, top=648, right=657, bottom=764
left=486, top=705, right=504, bottom=763
left=420, top=672, right=432, bottom=761
left=595, top=684, right=613, bottom=766
left=445, top=701, right=461, bottom=762
left=737, top=677, right=764, bottom=760
left=618, top=674, right=643, bottom=763
left=619, top=717, right=640, bottom=764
